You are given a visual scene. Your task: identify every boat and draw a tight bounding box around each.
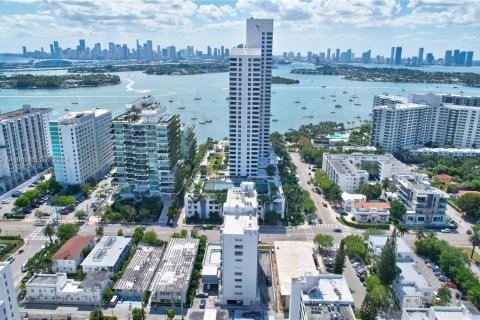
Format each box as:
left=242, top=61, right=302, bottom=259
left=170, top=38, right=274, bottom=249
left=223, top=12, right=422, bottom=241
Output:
left=64, top=108, right=70, bottom=111
left=349, top=99, right=354, bottom=102
left=191, top=112, right=197, bottom=120
left=351, top=90, right=358, bottom=99
left=205, top=119, right=212, bottom=123
left=342, top=89, right=348, bottom=94
left=460, top=90, right=465, bottom=94
left=307, top=114, right=314, bottom=119
left=354, top=115, right=361, bottom=119
left=301, top=103, right=307, bottom=110
left=354, top=98, right=361, bottom=106
left=334, top=104, right=342, bottom=108
left=178, top=100, right=185, bottom=109
left=288, top=128, right=294, bottom=131
left=199, top=121, right=206, bottom=124
left=272, top=119, right=278, bottom=122
left=330, top=111, right=336, bottom=114
left=294, top=96, right=301, bottom=104
left=168, top=96, right=174, bottom=103
left=402, top=89, right=406, bottom=92
left=321, top=85, right=326, bottom=88
left=333, top=99, right=336, bottom=102
left=330, top=90, right=336, bottom=98
left=194, top=91, right=201, bottom=101
left=321, top=96, right=326, bottom=99
left=71, top=92, right=79, bottom=105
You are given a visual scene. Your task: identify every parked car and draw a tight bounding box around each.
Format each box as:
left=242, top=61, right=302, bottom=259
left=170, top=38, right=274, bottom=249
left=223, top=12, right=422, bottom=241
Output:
left=33, top=220, right=45, bottom=227
left=1, top=200, right=10, bottom=204
left=21, top=264, right=27, bottom=272
left=439, top=275, right=450, bottom=282
left=12, top=191, right=23, bottom=197
left=441, top=229, right=451, bottom=233
left=60, top=210, right=69, bottom=215
left=445, top=281, right=458, bottom=289
left=17, top=289, right=26, bottom=301
left=6, top=256, right=15, bottom=264
left=433, top=291, right=441, bottom=303
left=196, top=292, right=209, bottom=298
left=199, top=298, right=206, bottom=309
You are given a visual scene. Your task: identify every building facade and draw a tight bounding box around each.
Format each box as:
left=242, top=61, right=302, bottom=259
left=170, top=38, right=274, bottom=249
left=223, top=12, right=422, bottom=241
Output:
left=220, top=214, right=259, bottom=306
left=52, top=235, right=95, bottom=274
left=81, top=236, right=132, bottom=274
left=0, top=105, right=52, bottom=194
left=112, top=99, right=182, bottom=197
left=0, top=263, right=20, bottom=320
left=229, top=18, right=273, bottom=178
left=394, top=262, right=433, bottom=309
left=49, top=109, right=112, bottom=187
left=352, top=201, right=390, bottom=223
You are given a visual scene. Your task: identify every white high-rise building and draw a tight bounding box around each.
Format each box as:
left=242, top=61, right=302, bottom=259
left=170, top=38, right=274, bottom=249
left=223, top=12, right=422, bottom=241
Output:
left=0, top=262, right=20, bottom=320
left=0, top=105, right=52, bottom=194
left=49, top=109, right=113, bottom=186
left=371, top=93, right=480, bottom=153
left=229, top=18, right=273, bottom=177
left=220, top=214, right=259, bottom=306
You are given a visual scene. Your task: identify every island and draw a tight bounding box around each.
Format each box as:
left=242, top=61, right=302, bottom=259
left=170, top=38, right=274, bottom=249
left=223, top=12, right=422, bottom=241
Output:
left=67, top=63, right=229, bottom=75
left=272, top=76, right=300, bottom=84
left=0, top=74, right=121, bottom=89
left=291, top=64, right=480, bottom=87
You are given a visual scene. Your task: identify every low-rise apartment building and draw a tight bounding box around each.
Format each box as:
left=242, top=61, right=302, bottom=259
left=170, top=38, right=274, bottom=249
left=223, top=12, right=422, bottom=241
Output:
left=353, top=201, right=390, bottom=223
left=402, top=302, right=480, bottom=320
left=52, top=235, right=95, bottom=274
left=393, top=262, right=434, bottom=308
left=368, top=236, right=414, bottom=262
left=342, top=193, right=367, bottom=212
left=81, top=236, right=132, bottom=274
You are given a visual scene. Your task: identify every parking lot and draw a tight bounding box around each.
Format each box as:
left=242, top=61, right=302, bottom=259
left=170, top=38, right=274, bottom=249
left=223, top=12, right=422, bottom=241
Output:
left=258, top=251, right=274, bottom=309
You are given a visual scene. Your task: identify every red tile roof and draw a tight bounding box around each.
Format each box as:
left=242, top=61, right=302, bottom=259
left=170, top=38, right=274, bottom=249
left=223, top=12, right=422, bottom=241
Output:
left=436, top=174, right=453, bottom=183
left=52, top=235, right=94, bottom=261
left=354, top=201, right=391, bottom=209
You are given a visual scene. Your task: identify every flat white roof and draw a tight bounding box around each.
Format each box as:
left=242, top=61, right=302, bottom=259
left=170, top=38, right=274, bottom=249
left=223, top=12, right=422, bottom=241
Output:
left=223, top=214, right=258, bottom=234
left=202, top=242, right=221, bottom=278
left=274, top=241, right=318, bottom=297
left=302, top=275, right=354, bottom=305
left=397, top=262, right=432, bottom=290
left=341, top=193, right=366, bottom=201
left=368, top=236, right=413, bottom=255
left=81, top=236, right=132, bottom=268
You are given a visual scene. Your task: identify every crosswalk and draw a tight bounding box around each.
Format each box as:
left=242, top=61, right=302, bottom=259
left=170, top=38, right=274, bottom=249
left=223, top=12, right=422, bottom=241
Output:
left=311, top=224, right=338, bottom=229
left=28, top=226, right=55, bottom=241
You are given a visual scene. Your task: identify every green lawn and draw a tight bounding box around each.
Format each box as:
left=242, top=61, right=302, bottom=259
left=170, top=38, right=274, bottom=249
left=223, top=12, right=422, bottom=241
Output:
left=0, top=237, right=24, bottom=261
left=460, top=247, right=480, bottom=262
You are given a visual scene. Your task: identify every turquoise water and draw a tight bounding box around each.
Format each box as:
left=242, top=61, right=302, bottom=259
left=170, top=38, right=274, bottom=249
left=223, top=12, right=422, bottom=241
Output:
left=1, top=63, right=480, bottom=142
left=326, top=132, right=350, bottom=139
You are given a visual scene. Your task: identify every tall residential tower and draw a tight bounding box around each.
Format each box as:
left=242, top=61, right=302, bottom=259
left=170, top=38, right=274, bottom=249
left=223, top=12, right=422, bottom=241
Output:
left=228, top=18, right=273, bottom=178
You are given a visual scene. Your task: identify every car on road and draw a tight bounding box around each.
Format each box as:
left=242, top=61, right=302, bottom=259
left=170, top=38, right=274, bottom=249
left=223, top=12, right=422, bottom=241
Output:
left=33, top=220, right=45, bottom=226
left=196, top=292, right=209, bottom=298
left=441, top=229, right=451, bottom=233
left=12, top=191, right=22, bottom=197
left=21, top=263, right=27, bottom=272
left=433, top=291, right=441, bottom=303
left=199, top=298, right=206, bottom=309
left=6, top=256, right=15, bottom=264
left=1, top=199, right=10, bottom=204
left=333, top=228, right=342, bottom=233
left=28, top=184, right=35, bottom=188
left=445, top=281, right=458, bottom=289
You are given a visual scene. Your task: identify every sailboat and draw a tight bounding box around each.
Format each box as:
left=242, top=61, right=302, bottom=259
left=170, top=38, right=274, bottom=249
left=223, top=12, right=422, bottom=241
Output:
left=191, top=112, right=197, bottom=120
left=320, top=96, right=326, bottom=99
left=351, top=90, right=358, bottom=99
left=330, top=90, right=336, bottom=98
left=168, top=96, right=174, bottom=103
left=205, top=119, right=212, bottom=123
left=354, top=98, right=361, bottom=106
left=342, top=88, right=348, bottom=94
left=301, top=102, right=307, bottom=110
left=71, top=92, right=79, bottom=105
left=294, top=96, right=301, bottom=104
left=194, top=91, right=201, bottom=101
left=178, top=100, right=185, bottom=109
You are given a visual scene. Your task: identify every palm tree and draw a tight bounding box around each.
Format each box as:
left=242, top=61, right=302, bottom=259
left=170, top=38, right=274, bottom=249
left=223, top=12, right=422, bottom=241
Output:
left=396, top=223, right=409, bottom=237
left=415, top=227, right=425, bottom=240
left=43, top=224, right=55, bottom=244
left=426, top=231, right=437, bottom=239
left=467, top=286, right=480, bottom=307
left=469, top=228, right=480, bottom=259
left=437, top=285, right=452, bottom=306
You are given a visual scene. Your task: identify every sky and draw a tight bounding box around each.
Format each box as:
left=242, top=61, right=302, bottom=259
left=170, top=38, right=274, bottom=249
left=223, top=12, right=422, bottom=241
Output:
left=1, top=0, right=479, bottom=58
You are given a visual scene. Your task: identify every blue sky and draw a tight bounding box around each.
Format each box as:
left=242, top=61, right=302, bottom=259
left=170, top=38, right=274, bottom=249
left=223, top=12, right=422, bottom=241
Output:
left=1, top=0, right=479, bottom=58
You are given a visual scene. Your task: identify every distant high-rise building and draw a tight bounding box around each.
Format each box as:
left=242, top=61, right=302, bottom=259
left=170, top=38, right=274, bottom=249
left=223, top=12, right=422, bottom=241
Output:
left=0, top=263, right=20, bottom=320
left=79, top=39, right=86, bottom=53
left=362, top=49, right=371, bottom=63
left=444, top=50, right=453, bottom=65
left=225, top=48, right=229, bottom=57
left=395, top=47, right=402, bottom=65
left=460, top=51, right=467, bottom=66
left=418, top=47, right=424, bottom=65
left=453, top=49, right=460, bottom=65
left=49, top=109, right=113, bottom=187
left=228, top=18, right=273, bottom=178
left=207, top=46, right=212, bottom=58
left=426, top=53, right=434, bottom=64
left=390, top=47, right=395, bottom=65
left=327, top=48, right=331, bottom=61
left=22, top=46, right=27, bottom=56
left=168, top=46, right=176, bottom=59
left=335, top=48, right=340, bottom=62
left=221, top=45, right=225, bottom=58
left=466, top=51, right=474, bottom=66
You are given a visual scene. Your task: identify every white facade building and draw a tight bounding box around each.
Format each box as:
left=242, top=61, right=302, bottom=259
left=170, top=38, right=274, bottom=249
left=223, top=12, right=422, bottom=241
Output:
left=341, top=193, right=366, bottom=212
left=0, top=263, right=20, bottom=320
left=322, top=153, right=407, bottom=192
left=289, top=274, right=355, bottom=320
left=394, top=262, right=434, bottom=308
left=0, top=105, right=52, bottom=194
left=52, top=235, right=95, bottom=274
left=220, top=214, right=259, bottom=306
left=229, top=18, right=273, bottom=178
left=81, top=236, right=132, bottom=274
left=371, top=93, right=480, bottom=153
left=409, top=147, right=480, bottom=158
left=352, top=201, right=390, bottom=223
left=223, top=182, right=261, bottom=216
left=402, top=302, right=480, bottom=320
left=50, top=108, right=112, bottom=186
left=367, top=236, right=414, bottom=262
left=391, top=173, right=449, bottom=227
left=26, top=272, right=110, bottom=305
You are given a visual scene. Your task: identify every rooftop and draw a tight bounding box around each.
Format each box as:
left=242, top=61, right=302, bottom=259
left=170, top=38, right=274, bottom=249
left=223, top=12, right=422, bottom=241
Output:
left=223, top=182, right=258, bottom=212
left=397, top=262, right=432, bottom=289
left=114, top=245, right=164, bottom=292
left=341, top=193, right=366, bottom=201
left=354, top=201, right=390, bottom=209
left=52, top=235, right=94, bottom=261
left=458, top=190, right=480, bottom=197
left=374, top=102, right=430, bottom=110
left=368, top=236, right=413, bottom=255
left=223, top=214, right=258, bottom=234
left=202, top=243, right=221, bottom=279
left=0, top=104, right=50, bottom=122
left=404, top=303, right=480, bottom=320
left=274, top=241, right=318, bottom=297
left=149, top=238, right=199, bottom=293
left=81, top=236, right=132, bottom=268
left=28, top=273, right=64, bottom=286
left=79, top=271, right=110, bottom=290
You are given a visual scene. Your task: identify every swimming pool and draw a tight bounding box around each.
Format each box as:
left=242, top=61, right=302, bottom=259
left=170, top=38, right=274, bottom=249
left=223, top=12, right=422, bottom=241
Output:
left=326, top=132, right=350, bottom=139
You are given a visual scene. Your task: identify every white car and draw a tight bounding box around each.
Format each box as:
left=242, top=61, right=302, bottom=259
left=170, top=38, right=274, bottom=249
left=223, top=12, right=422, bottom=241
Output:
left=1, top=200, right=10, bottom=204
left=441, top=229, right=451, bottom=233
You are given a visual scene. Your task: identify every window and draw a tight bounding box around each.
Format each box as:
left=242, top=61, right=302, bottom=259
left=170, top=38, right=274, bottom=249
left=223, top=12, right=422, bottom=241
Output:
left=235, top=251, right=243, bottom=256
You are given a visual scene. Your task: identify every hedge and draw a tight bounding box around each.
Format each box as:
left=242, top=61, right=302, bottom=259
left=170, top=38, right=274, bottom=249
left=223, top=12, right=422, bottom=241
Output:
left=339, top=216, right=390, bottom=230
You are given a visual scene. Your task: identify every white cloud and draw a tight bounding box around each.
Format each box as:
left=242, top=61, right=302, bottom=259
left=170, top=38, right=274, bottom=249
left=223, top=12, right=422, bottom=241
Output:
left=197, top=4, right=236, bottom=21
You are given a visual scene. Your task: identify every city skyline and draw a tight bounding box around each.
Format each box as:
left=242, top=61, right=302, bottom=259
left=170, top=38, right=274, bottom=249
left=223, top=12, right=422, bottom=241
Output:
left=1, top=0, right=479, bottom=57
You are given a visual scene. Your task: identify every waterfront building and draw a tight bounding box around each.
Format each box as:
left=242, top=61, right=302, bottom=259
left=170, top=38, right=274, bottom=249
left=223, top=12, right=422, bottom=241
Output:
left=289, top=274, right=355, bottom=320
left=26, top=272, right=110, bottom=305
left=112, top=97, right=184, bottom=198
left=409, top=147, right=480, bottom=158
left=389, top=173, right=448, bottom=227
left=179, top=122, right=196, bottom=162
left=395, top=46, right=402, bottom=65
left=322, top=153, right=407, bottom=193
left=114, top=245, right=164, bottom=298
left=81, top=236, right=132, bottom=274
left=149, top=238, right=199, bottom=305
left=49, top=109, right=112, bottom=187
left=466, top=51, right=474, bottom=66
left=0, top=104, right=52, bottom=194
left=228, top=18, right=273, bottom=178
left=418, top=47, right=424, bottom=65
left=220, top=213, right=259, bottom=306
left=371, top=93, right=480, bottom=153
left=52, top=235, right=95, bottom=274
left=0, top=263, right=20, bottom=320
